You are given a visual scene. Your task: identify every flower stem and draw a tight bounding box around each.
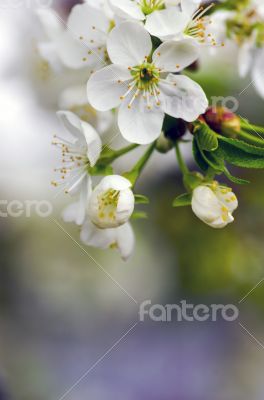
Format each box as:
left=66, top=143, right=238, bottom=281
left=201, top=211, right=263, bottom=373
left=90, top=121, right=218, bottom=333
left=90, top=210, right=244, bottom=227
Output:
left=123, top=142, right=156, bottom=187
left=175, top=141, right=188, bottom=175
left=111, top=143, right=139, bottom=159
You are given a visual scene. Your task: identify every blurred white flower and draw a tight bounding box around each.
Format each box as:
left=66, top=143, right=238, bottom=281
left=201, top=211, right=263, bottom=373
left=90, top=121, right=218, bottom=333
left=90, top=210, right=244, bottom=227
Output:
left=53, top=111, right=102, bottom=224
left=191, top=182, right=238, bottom=229
left=88, top=175, right=135, bottom=229
left=87, top=21, right=207, bottom=144
left=59, top=84, right=114, bottom=134
left=55, top=3, right=111, bottom=70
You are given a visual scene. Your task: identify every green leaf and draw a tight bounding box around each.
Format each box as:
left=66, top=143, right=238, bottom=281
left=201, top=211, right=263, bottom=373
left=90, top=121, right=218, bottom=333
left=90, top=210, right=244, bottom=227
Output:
left=216, top=139, right=264, bottom=169
left=172, top=193, right=192, bottom=207
left=196, top=123, right=219, bottom=151
left=131, top=211, right=148, bottom=220
left=134, top=194, right=150, bottom=204
left=218, top=136, right=264, bottom=156
left=193, top=139, right=209, bottom=171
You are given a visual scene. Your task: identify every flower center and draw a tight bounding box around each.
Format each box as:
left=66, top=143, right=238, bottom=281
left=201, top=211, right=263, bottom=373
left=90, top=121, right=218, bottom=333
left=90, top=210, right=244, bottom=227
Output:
left=119, top=61, right=161, bottom=109
left=97, top=189, right=120, bottom=222
left=185, top=4, right=222, bottom=47
left=139, top=0, right=165, bottom=15
left=131, top=62, right=160, bottom=89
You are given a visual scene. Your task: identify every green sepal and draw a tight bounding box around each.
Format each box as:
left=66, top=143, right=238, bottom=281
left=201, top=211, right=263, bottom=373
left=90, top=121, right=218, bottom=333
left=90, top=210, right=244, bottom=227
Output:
left=131, top=211, right=148, bottom=220
left=89, top=164, right=114, bottom=176
left=172, top=193, right=192, bottom=207
left=195, top=122, right=219, bottom=152
left=134, top=194, right=150, bottom=204
left=183, top=172, right=204, bottom=191
left=223, top=167, right=250, bottom=185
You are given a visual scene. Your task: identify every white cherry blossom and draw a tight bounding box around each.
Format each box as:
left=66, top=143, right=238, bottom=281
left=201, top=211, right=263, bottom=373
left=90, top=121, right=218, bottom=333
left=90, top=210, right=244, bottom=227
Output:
left=88, top=175, right=135, bottom=229
left=87, top=21, right=208, bottom=144
left=192, top=182, right=238, bottom=229
left=145, top=0, right=217, bottom=46
left=52, top=111, right=102, bottom=224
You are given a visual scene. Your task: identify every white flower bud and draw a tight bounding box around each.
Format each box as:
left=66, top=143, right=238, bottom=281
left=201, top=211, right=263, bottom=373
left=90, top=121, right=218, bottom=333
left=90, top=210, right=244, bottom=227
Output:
left=88, top=175, right=135, bottom=229
left=192, top=182, right=238, bottom=228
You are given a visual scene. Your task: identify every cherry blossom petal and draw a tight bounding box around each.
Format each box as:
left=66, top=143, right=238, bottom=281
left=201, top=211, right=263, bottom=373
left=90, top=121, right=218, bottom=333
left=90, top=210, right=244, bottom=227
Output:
left=115, top=223, right=135, bottom=260
left=118, top=96, right=164, bottom=144
left=107, top=21, right=152, bottom=67
left=81, top=121, right=102, bottom=166
left=153, top=39, right=199, bottom=72
left=253, top=50, right=264, bottom=98
left=159, top=74, right=208, bottom=122
left=109, top=0, right=145, bottom=20
left=67, top=3, right=109, bottom=45
left=87, top=64, right=132, bottom=111
left=181, top=0, right=201, bottom=16
left=145, top=9, right=189, bottom=40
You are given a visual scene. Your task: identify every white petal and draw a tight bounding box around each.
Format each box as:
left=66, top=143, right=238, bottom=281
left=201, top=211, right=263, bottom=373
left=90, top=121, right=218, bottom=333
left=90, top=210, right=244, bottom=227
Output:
left=115, top=223, right=135, bottom=260
left=118, top=96, right=164, bottom=144
left=107, top=21, right=152, bottom=66
left=192, top=186, right=222, bottom=223
left=57, top=110, right=85, bottom=142
left=181, top=0, right=201, bottom=16
left=145, top=9, right=189, bottom=41
left=97, top=175, right=132, bottom=191
left=62, top=202, right=80, bottom=223
left=67, top=3, right=108, bottom=44
left=57, top=110, right=87, bottom=144
left=109, top=0, right=144, bottom=20
left=80, top=121, right=102, bottom=166
left=252, top=50, right=264, bottom=98
left=36, top=8, right=64, bottom=41
left=153, top=39, right=199, bottom=72
left=56, top=30, right=105, bottom=70
left=215, top=187, right=238, bottom=213
left=67, top=172, right=87, bottom=196
left=238, top=42, right=253, bottom=78
left=87, top=64, right=132, bottom=111
left=159, top=74, right=208, bottom=122
left=62, top=176, right=91, bottom=225
left=81, top=219, right=114, bottom=248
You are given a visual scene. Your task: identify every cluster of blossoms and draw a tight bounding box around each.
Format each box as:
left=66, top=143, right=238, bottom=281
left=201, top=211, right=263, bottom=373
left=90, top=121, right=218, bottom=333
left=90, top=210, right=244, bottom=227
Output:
left=35, top=0, right=264, bottom=259
left=212, top=0, right=264, bottom=97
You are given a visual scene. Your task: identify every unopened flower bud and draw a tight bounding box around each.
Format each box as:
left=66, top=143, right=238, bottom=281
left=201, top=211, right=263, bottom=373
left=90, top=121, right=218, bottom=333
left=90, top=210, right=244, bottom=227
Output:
left=156, top=131, right=174, bottom=154
left=192, top=181, right=238, bottom=229
left=203, top=107, right=241, bottom=137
